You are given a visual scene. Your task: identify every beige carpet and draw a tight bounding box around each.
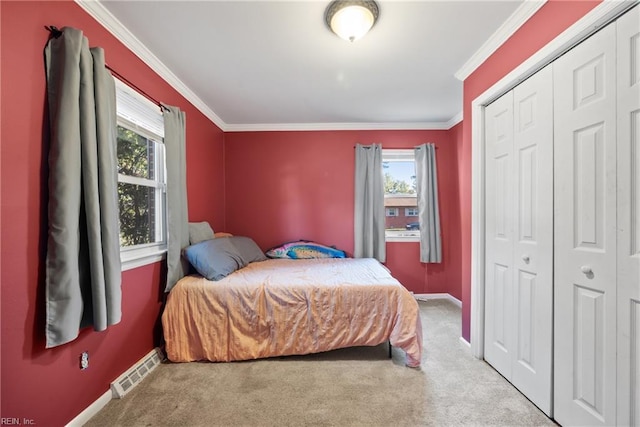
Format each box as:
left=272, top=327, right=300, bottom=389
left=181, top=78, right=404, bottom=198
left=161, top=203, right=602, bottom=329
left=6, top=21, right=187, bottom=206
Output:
left=85, top=300, right=555, bottom=426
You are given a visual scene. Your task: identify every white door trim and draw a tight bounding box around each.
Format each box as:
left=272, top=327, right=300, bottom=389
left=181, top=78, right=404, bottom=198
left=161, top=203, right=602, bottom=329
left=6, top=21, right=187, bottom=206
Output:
left=470, top=0, right=637, bottom=359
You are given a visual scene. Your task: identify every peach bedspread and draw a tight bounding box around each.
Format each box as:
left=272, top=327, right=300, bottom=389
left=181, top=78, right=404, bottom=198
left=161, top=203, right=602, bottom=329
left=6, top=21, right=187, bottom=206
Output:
left=162, top=258, right=423, bottom=367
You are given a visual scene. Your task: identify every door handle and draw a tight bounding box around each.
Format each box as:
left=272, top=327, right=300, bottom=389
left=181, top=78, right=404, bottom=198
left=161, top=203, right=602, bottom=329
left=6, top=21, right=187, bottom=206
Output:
left=580, top=265, right=593, bottom=275
left=522, top=254, right=530, bottom=263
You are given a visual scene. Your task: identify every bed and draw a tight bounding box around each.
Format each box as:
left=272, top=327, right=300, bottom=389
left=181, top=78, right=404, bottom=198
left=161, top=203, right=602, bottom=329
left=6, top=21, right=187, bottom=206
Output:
left=162, top=257, right=423, bottom=367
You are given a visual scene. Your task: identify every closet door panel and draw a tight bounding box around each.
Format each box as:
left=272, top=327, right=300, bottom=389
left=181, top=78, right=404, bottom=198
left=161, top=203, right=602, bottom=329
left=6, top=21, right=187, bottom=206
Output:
left=484, top=65, right=553, bottom=416
left=485, top=91, right=515, bottom=379
left=554, top=23, right=617, bottom=427
left=616, top=5, right=640, bottom=426
left=512, top=64, right=553, bottom=416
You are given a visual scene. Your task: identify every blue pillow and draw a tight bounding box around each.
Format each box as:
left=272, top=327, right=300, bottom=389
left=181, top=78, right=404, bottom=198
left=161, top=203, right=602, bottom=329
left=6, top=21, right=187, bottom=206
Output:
left=183, top=236, right=267, bottom=281
left=183, top=237, right=245, bottom=281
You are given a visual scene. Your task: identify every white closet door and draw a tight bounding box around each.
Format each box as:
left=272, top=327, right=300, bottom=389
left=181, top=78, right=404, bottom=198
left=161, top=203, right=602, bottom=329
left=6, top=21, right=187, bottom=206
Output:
left=484, top=65, right=553, bottom=416
left=485, top=91, right=515, bottom=379
left=554, top=23, right=617, bottom=427
left=511, top=64, right=553, bottom=416
left=616, top=5, right=640, bottom=426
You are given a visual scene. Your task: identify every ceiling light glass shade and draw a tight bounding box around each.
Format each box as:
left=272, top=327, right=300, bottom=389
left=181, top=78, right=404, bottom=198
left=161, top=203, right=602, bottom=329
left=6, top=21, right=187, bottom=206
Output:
left=325, top=1, right=379, bottom=42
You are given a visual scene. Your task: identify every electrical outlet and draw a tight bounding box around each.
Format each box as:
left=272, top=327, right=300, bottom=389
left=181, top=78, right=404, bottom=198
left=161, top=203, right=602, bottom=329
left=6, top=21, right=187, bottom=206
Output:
left=80, top=351, right=89, bottom=370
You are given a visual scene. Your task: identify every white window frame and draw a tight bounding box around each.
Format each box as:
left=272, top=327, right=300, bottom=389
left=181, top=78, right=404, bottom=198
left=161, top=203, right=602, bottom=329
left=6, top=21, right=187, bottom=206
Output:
left=382, top=149, right=420, bottom=242
left=115, top=79, right=167, bottom=271
left=405, top=207, right=419, bottom=217
left=385, top=207, right=399, bottom=217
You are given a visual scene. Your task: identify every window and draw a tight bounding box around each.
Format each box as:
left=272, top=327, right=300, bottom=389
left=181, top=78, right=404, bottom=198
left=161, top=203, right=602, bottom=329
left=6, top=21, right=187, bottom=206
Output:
left=115, top=79, right=166, bottom=270
left=405, top=208, right=419, bottom=216
left=382, top=149, right=419, bottom=242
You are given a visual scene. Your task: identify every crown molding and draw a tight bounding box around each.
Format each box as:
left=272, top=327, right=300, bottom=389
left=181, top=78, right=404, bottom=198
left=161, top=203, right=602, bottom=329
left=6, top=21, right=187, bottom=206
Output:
left=223, top=120, right=460, bottom=132
left=75, top=0, right=465, bottom=133
left=445, top=111, right=463, bottom=128
left=454, top=0, right=547, bottom=81
left=75, top=0, right=228, bottom=131
left=472, top=0, right=638, bottom=109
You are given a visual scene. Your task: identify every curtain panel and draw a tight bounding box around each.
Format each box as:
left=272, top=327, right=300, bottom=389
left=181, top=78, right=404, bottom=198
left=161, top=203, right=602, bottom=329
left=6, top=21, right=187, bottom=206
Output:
left=44, top=27, right=122, bottom=348
left=415, top=143, right=442, bottom=263
left=354, top=144, right=385, bottom=262
left=163, top=106, right=189, bottom=292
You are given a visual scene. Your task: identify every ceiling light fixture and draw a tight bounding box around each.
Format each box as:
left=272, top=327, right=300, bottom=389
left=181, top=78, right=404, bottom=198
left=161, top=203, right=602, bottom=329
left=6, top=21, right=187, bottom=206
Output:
left=325, top=0, right=380, bottom=42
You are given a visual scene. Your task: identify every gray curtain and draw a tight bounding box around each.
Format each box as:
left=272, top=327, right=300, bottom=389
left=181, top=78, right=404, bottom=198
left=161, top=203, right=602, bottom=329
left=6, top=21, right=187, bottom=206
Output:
left=354, top=144, right=385, bottom=262
left=415, top=143, right=442, bottom=263
left=163, top=106, right=189, bottom=292
left=44, top=27, right=122, bottom=348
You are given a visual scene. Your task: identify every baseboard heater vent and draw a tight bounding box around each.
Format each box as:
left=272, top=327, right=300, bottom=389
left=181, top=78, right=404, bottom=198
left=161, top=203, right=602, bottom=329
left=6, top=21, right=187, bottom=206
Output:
left=110, top=347, right=164, bottom=399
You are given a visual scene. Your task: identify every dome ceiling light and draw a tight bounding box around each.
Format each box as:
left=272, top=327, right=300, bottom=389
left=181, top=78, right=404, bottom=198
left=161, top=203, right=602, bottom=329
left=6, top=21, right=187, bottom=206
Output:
left=325, top=0, right=380, bottom=42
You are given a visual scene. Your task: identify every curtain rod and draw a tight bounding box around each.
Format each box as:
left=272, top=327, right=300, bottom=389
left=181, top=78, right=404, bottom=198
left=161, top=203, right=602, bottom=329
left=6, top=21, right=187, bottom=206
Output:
left=45, top=25, right=62, bottom=38
left=105, top=64, right=168, bottom=112
left=45, top=25, right=168, bottom=113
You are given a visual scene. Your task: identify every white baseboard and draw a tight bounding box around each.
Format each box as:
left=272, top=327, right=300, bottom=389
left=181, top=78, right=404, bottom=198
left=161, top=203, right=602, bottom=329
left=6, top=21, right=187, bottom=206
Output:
left=414, top=293, right=462, bottom=308
left=65, top=347, right=163, bottom=426
left=65, top=390, right=112, bottom=427
left=459, top=336, right=471, bottom=349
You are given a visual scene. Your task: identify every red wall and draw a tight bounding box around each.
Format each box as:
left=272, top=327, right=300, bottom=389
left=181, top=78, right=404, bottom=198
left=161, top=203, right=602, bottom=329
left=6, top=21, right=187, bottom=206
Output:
left=448, top=122, right=463, bottom=302
left=224, top=130, right=462, bottom=299
left=0, top=1, right=224, bottom=425
left=1, top=1, right=604, bottom=422
left=459, top=0, right=601, bottom=341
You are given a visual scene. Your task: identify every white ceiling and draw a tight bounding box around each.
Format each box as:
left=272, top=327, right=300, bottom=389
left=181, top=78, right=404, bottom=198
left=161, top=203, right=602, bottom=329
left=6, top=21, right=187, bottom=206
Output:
left=96, top=0, right=528, bottom=130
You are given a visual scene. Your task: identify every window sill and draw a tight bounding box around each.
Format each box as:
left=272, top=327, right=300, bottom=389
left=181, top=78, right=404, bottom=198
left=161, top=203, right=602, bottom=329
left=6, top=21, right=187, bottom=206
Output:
left=121, top=245, right=167, bottom=271
left=385, top=230, right=420, bottom=243
left=386, top=236, right=420, bottom=243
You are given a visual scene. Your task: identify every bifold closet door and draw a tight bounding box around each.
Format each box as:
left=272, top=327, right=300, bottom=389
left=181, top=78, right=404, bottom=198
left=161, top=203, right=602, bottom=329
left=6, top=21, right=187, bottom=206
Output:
left=484, top=64, right=553, bottom=416
left=616, top=5, right=640, bottom=426
left=485, top=90, right=515, bottom=380
left=553, top=22, right=617, bottom=427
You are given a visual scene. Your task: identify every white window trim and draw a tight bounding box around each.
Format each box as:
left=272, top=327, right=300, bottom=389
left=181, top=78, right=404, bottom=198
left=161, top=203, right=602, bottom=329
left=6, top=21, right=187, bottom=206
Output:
left=116, top=79, right=167, bottom=271
left=118, top=173, right=165, bottom=189
left=385, top=234, right=420, bottom=243
left=121, top=244, right=166, bottom=271
left=383, top=149, right=419, bottom=243
left=405, top=207, right=419, bottom=216
left=385, top=207, right=399, bottom=217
